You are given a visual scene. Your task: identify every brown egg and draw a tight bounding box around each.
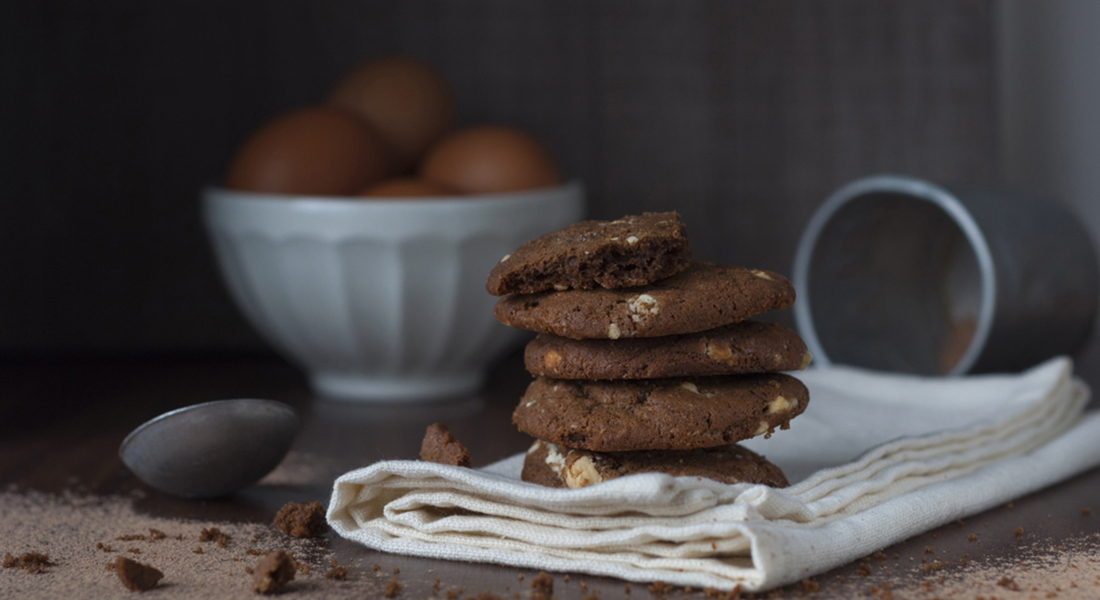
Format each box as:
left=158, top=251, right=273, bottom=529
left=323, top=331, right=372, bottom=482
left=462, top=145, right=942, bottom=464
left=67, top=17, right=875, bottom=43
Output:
left=419, top=126, right=562, bottom=194
left=225, top=106, right=388, bottom=196
left=329, top=56, right=457, bottom=174
left=359, top=178, right=457, bottom=198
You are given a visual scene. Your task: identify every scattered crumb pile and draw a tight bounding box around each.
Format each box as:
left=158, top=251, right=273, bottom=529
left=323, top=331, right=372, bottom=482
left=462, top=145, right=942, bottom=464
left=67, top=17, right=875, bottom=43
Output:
left=275, top=501, right=331, bottom=538
left=0, top=490, right=388, bottom=599
left=3, top=552, right=55, bottom=574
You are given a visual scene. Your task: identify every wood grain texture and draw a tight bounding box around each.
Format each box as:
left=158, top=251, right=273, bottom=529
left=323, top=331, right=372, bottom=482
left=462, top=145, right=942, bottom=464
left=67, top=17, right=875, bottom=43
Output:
left=0, top=0, right=996, bottom=352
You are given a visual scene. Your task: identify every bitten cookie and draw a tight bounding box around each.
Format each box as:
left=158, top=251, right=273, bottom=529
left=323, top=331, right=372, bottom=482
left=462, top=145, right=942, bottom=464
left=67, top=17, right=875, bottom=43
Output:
left=495, top=262, right=795, bottom=340
left=513, top=374, right=809, bottom=452
left=525, top=321, right=812, bottom=379
left=521, top=440, right=788, bottom=489
left=485, top=212, right=691, bottom=295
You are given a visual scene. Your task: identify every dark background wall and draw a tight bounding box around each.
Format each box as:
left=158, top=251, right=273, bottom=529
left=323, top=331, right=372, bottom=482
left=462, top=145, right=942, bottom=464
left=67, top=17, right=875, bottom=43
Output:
left=0, top=0, right=997, bottom=355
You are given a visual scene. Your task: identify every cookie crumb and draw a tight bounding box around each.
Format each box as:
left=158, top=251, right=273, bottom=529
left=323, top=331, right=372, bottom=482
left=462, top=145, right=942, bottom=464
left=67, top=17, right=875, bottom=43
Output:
left=96, top=542, right=113, bottom=553
left=1016, top=526, right=1025, bottom=538
left=199, top=527, right=230, bottom=548
left=532, top=571, right=554, bottom=600
left=704, top=585, right=742, bottom=599
left=192, top=547, right=203, bottom=555
left=997, top=576, right=1022, bottom=591
left=253, top=550, right=295, bottom=594
left=3, top=552, right=55, bottom=574
left=1083, top=507, right=1092, bottom=516
left=384, top=575, right=402, bottom=597
left=801, top=578, right=820, bottom=593
left=325, top=566, right=348, bottom=580
left=648, top=580, right=670, bottom=598
left=113, top=556, right=163, bottom=592
left=968, top=533, right=979, bottom=541
left=420, top=423, right=473, bottom=467
left=274, top=501, right=331, bottom=538
left=148, top=528, right=167, bottom=541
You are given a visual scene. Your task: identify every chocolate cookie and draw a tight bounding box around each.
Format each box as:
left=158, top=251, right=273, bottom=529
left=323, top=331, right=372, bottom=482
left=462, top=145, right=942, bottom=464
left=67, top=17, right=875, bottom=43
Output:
left=513, top=373, right=809, bottom=452
left=525, top=321, right=812, bottom=379
left=521, top=440, right=788, bottom=489
left=495, top=262, right=795, bottom=340
left=485, top=212, right=691, bottom=295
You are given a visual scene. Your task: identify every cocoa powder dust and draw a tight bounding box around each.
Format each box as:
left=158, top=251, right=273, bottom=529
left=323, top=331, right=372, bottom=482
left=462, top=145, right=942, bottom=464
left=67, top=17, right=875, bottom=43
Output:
left=0, top=490, right=391, bottom=599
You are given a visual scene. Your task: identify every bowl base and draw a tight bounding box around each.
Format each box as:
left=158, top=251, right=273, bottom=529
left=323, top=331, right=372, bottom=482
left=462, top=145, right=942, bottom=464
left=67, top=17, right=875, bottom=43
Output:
left=310, top=371, right=485, bottom=402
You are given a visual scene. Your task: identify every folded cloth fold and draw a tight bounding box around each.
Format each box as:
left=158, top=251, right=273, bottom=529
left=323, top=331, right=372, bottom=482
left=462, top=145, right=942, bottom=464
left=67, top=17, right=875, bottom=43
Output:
left=327, top=357, right=1098, bottom=591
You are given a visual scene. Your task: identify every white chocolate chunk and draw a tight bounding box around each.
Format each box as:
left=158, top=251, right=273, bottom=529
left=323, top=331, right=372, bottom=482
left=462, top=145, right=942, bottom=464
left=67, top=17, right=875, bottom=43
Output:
left=680, top=382, right=700, bottom=394
left=767, top=395, right=797, bottom=414
left=800, top=352, right=813, bottom=370
left=500, top=254, right=511, bottom=262
left=705, top=340, right=735, bottom=363
left=608, top=323, right=621, bottom=339
left=544, top=443, right=566, bottom=475
left=565, top=455, right=602, bottom=489
left=750, top=269, right=773, bottom=281
left=544, top=349, right=563, bottom=368
left=628, top=294, right=660, bottom=324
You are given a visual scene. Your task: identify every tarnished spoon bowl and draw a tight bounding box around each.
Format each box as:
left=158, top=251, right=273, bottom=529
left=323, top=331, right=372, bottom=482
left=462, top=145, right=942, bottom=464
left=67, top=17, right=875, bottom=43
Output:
left=119, top=399, right=300, bottom=498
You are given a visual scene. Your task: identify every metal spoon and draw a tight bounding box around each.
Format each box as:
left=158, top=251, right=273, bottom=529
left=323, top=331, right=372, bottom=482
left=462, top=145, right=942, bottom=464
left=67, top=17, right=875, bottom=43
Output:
left=119, top=399, right=300, bottom=499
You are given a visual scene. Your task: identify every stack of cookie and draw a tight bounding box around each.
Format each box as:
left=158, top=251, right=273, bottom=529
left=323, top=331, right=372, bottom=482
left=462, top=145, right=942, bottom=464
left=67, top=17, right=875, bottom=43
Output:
left=486, top=213, right=811, bottom=489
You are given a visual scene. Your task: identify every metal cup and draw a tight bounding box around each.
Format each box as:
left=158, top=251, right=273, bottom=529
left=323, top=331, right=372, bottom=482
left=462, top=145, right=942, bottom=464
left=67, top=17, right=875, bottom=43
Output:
left=792, top=174, right=1099, bottom=375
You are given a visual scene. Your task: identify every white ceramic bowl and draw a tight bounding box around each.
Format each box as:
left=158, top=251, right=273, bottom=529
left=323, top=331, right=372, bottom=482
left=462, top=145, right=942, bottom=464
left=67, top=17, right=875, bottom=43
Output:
left=202, top=182, right=584, bottom=401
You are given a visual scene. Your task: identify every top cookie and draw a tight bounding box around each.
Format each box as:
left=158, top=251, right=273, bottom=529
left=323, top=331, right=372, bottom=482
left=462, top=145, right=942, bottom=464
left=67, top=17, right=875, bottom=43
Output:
left=485, top=212, right=691, bottom=295
left=495, top=261, right=796, bottom=339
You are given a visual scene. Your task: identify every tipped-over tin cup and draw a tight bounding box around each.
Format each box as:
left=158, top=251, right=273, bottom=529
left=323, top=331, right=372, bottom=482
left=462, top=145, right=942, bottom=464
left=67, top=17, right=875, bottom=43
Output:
left=792, top=174, right=1099, bottom=376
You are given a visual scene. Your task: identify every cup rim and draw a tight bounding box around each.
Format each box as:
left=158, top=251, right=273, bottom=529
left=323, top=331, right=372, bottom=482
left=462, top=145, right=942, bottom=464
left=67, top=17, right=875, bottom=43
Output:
left=792, top=174, right=998, bottom=376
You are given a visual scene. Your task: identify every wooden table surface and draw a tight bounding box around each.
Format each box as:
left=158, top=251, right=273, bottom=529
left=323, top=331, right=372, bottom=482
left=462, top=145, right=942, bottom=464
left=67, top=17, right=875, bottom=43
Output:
left=3, top=352, right=1099, bottom=599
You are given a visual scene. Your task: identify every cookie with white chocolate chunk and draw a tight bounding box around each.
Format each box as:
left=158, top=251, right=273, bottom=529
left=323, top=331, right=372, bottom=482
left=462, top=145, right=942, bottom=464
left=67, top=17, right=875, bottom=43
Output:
left=525, top=321, right=811, bottom=379
left=485, top=212, right=691, bottom=295
left=512, top=373, right=809, bottom=452
left=521, top=440, right=788, bottom=489
left=494, top=261, right=795, bottom=340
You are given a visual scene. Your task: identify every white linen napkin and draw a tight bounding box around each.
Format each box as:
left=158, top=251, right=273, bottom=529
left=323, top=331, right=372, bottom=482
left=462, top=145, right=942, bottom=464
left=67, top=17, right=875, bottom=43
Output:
left=327, top=357, right=1098, bottom=591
